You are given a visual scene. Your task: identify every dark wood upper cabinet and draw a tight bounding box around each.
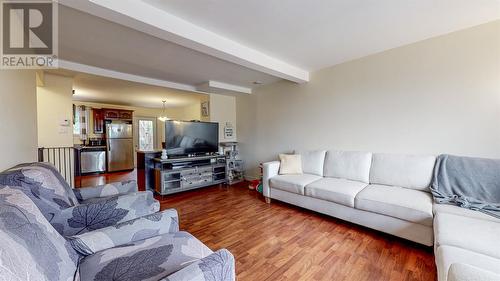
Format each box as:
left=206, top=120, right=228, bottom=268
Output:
left=102, top=108, right=133, bottom=121
left=119, top=111, right=133, bottom=120
left=93, top=109, right=104, bottom=134
left=103, top=109, right=120, bottom=119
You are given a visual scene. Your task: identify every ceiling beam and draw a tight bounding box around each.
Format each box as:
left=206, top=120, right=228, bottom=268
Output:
left=197, top=81, right=252, bottom=95
left=59, top=60, right=204, bottom=93
left=58, top=0, right=309, bottom=83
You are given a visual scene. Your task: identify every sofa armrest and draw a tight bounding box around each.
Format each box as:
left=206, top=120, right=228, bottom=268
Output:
left=73, top=180, right=139, bottom=202
left=161, top=249, right=235, bottom=281
left=262, top=161, right=280, bottom=198
left=50, top=191, right=160, bottom=236
left=68, top=208, right=179, bottom=255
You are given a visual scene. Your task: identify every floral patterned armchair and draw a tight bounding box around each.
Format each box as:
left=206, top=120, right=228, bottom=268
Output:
left=0, top=162, right=160, bottom=235
left=0, top=186, right=235, bottom=281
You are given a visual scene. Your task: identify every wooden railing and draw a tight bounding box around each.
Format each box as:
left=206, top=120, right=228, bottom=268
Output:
left=38, top=147, right=75, bottom=187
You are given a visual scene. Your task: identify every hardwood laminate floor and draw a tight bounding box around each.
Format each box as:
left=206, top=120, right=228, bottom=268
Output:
left=75, top=169, right=137, bottom=188
left=157, top=184, right=437, bottom=281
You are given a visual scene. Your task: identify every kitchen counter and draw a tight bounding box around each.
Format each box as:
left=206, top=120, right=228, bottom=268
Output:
left=136, top=149, right=162, bottom=153
left=74, top=145, right=107, bottom=176
left=136, top=150, right=162, bottom=191
left=74, top=145, right=106, bottom=151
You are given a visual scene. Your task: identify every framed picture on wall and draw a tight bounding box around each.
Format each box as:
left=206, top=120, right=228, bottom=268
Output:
left=201, top=101, right=210, bottom=117
left=224, top=122, right=234, bottom=139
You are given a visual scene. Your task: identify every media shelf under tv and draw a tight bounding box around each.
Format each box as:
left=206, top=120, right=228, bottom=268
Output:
left=152, top=154, right=227, bottom=195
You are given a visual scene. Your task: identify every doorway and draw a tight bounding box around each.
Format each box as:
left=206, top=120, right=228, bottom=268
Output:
left=135, top=117, right=157, bottom=151
left=132, top=117, right=158, bottom=166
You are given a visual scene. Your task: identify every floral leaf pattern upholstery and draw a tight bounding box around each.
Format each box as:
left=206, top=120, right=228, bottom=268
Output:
left=51, top=191, right=160, bottom=236
left=69, top=208, right=180, bottom=255
left=162, top=249, right=235, bottom=281
left=14, top=162, right=79, bottom=203
left=0, top=187, right=78, bottom=281
left=67, top=197, right=129, bottom=234
left=142, top=211, right=164, bottom=222
left=199, top=249, right=235, bottom=281
left=0, top=163, right=78, bottom=222
left=95, top=245, right=174, bottom=281
left=0, top=163, right=160, bottom=235
left=79, top=231, right=215, bottom=281
left=73, top=180, right=139, bottom=202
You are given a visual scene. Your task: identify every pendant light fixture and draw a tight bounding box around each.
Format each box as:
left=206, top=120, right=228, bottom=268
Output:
left=158, top=100, right=168, bottom=122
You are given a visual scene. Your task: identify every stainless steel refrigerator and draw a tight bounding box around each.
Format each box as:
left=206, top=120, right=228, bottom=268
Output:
left=106, top=122, right=134, bottom=172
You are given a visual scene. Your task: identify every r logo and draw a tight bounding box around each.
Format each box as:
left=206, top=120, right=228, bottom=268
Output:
left=2, top=2, right=53, bottom=55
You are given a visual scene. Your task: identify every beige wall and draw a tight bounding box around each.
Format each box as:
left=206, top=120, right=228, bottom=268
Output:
left=237, top=20, right=500, bottom=178
left=37, top=73, right=74, bottom=147
left=0, top=70, right=38, bottom=171
left=169, top=102, right=202, bottom=122
left=210, top=94, right=237, bottom=142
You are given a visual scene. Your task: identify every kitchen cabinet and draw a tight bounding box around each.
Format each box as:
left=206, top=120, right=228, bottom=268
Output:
left=102, top=109, right=133, bottom=120
left=93, top=109, right=104, bottom=134
left=103, top=109, right=120, bottom=119
left=119, top=111, right=133, bottom=119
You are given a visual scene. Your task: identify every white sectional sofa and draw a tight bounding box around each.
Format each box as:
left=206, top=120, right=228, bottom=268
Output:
left=434, top=204, right=500, bottom=281
left=262, top=150, right=500, bottom=281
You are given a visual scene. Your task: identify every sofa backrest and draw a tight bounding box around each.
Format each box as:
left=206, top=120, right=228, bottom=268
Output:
left=297, top=150, right=327, bottom=176
left=0, top=162, right=79, bottom=222
left=0, top=186, right=79, bottom=281
left=369, top=153, right=436, bottom=191
left=324, top=150, right=372, bottom=183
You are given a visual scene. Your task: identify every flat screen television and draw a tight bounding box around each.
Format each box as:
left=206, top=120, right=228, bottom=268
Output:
left=165, top=120, right=219, bottom=156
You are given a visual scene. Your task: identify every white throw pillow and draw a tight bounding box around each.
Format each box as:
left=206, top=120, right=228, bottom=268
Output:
left=279, top=154, right=303, bottom=175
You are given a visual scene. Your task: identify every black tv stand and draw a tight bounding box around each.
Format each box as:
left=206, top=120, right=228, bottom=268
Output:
left=152, top=154, right=227, bottom=195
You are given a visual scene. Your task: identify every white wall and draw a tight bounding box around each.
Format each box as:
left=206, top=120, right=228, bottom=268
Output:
left=237, top=20, right=500, bottom=178
left=0, top=70, right=38, bottom=171
left=37, top=73, right=74, bottom=147
left=210, top=94, right=237, bottom=142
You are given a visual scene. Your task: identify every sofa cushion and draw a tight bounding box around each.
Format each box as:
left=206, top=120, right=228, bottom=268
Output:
left=163, top=249, right=235, bottom=281
left=73, top=180, right=139, bottom=202
left=354, top=184, right=433, bottom=226
left=324, top=150, right=372, bottom=183
left=370, top=153, right=436, bottom=191
left=297, top=150, right=327, bottom=176
left=278, top=154, right=303, bottom=175
left=68, top=209, right=179, bottom=256
left=270, top=174, right=322, bottom=195
left=0, top=186, right=79, bottom=281
left=51, top=191, right=160, bottom=236
left=305, top=178, right=368, bottom=207
left=79, top=231, right=213, bottom=281
left=447, top=263, right=500, bottom=281
left=433, top=203, right=500, bottom=223
left=436, top=246, right=500, bottom=281
left=434, top=212, right=500, bottom=259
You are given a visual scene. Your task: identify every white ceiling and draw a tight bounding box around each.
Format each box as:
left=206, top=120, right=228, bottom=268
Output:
left=57, top=0, right=500, bottom=95
left=47, top=69, right=207, bottom=108
left=143, top=0, right=500, bottom=71
left=58, top=5, right=280, bottom=91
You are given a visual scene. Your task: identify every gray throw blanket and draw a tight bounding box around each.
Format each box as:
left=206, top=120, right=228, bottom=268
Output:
left=431, top=154, right=500, bottom=219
